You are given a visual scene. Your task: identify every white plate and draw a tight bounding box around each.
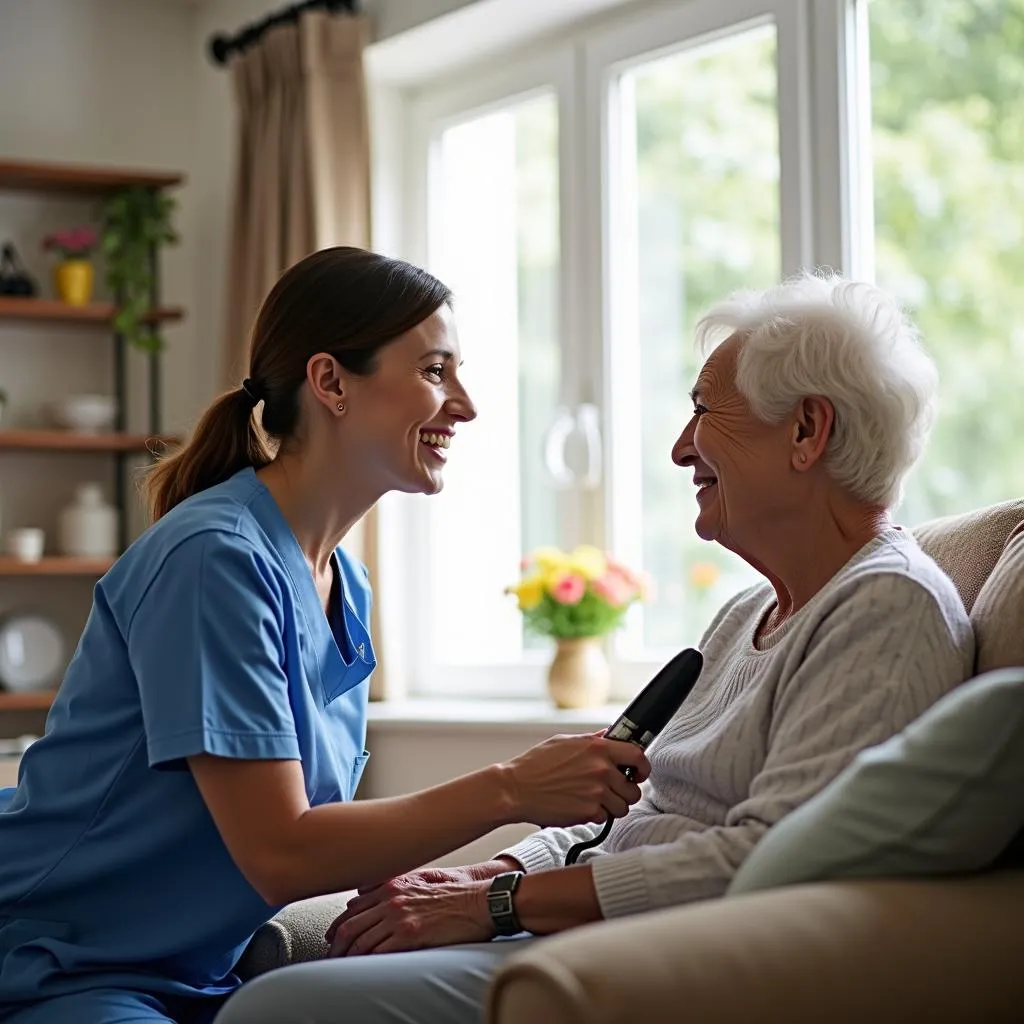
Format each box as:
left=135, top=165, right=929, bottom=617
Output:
left=0, top=615, right=64, bottom=692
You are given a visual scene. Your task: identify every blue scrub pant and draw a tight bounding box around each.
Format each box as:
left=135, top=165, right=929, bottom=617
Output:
left=0, top=990, right=226, bottom=1024
left=214, top=939, right=533, bottom=1024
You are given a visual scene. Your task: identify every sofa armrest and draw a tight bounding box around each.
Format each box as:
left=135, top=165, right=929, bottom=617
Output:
left=488, top=871, right=1024, bottom=1024
left=236, top=891, right=355, bottom=980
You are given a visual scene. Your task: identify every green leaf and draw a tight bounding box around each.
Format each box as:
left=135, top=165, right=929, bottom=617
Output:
left=102, top=184, right=178, bottom=353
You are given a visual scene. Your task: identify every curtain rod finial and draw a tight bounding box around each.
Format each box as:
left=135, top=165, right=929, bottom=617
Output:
left=209, top=33, right=232, bottom=66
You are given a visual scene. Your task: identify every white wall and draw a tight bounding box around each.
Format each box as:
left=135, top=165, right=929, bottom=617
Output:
left=363, top=0, right=477, bottom=40
left=0, top=0, right=203, bottom=433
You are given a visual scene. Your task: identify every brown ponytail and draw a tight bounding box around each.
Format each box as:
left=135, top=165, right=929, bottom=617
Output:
left=143, top=388, right=273, bottom=521
left=143, top=246, right=452, bottom=522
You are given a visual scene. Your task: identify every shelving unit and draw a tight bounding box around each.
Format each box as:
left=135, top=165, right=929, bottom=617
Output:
left=0, top=557, right=116, bottom=577
left=0, top=158, right=184, bottom=706
left=0, top=430, right=177, bottom=453
left=0, top=691, right=57, bottom=712
left=0, top=161, right=182, bottom=195
left=0, top=297, right=183, bottom=325
left=0, top=157, right=183, bottom=543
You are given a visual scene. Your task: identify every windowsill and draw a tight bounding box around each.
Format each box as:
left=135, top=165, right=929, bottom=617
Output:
left=366, top=698, right=618, bottom=734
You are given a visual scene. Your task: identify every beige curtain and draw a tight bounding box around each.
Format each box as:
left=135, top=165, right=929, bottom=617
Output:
left=222, top=11, right=370, bottom=374
left=222, top=11, right=388, bottom=699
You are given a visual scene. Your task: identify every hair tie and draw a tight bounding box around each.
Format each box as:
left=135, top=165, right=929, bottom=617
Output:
left=240, top=377, right=263, bottom=407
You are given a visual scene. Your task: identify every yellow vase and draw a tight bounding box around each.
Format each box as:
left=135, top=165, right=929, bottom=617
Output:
left=546, top=636, right=611, bottom=709
left=54, top=260, right=94, bottom=306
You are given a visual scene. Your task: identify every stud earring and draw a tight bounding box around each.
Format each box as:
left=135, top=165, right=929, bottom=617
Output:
left=336, top=402, right=345, bottom=413
left=798, top=453, right=808, bottom=464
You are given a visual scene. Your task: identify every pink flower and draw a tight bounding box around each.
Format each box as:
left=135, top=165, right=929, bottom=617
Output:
left=592, top=571, right=635, bottom=607
left=42, top=225, right=98, bottom=259
left=606, top=559, right=639, bottom=587
left=550, top=573, right=586, bottom=605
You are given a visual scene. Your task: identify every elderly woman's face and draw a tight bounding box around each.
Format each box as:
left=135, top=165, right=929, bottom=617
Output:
left=672, top=334, right=793, bottom=552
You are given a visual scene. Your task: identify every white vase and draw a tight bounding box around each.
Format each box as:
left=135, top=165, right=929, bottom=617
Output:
left=58, top=483, right=118, bottom=558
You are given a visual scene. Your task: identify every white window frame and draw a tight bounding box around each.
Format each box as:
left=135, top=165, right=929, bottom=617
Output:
left=386, top=47, right=585, bottom=698
left=371, top=0, right=859, bottom=700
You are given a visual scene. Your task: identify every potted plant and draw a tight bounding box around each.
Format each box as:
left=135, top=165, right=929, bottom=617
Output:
left=506, top=546, right=650, bottom=708
left=41, top=226, right=99, bottom=306
left=100, top=187, right=179, bottom=353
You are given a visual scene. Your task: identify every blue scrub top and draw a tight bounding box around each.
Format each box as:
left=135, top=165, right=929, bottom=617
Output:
left=0, top=468, right=376, bottom=1008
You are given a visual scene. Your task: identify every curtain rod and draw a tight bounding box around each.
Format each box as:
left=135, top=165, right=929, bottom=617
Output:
left=207, top=0, right=359, bottom=67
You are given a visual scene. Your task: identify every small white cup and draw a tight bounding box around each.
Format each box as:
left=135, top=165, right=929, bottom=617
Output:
left=6, top=528, right=45, bottom=563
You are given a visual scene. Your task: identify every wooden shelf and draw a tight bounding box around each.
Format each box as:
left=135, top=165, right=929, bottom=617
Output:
left=0, top=159, right=183, bottom=196
left=0, top=557, right=114, bottom=576
left=0, top=430, right=178, bottom=453
left=0, top=691, right=56, bottom=711
left=0, top=298, right=184, bottom=326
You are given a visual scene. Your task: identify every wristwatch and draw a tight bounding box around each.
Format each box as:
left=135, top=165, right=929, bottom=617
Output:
left=486, top=871, right=524, bottom=936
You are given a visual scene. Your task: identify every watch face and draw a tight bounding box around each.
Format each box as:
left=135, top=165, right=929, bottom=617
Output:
left=489, top=893, right=514, bottom=915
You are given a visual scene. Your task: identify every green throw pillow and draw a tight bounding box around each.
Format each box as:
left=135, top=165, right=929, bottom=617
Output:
left=729, top=668, right=1024, bottom=895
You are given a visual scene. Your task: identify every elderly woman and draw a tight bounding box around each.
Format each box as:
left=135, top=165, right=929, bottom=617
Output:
left=214, top=272, right=975, bottom=1024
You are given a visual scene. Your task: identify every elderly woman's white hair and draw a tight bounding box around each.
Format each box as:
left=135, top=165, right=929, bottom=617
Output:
left=694, top=271, right=938, bottom=509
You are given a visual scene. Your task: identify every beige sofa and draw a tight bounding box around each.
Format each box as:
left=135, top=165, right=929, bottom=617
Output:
left=487, top=871, right=1024, bottom=1024
left=487, top=498, right=1024, bottom=1024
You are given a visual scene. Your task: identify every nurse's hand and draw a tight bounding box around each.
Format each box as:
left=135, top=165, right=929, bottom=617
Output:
left=502, top=732, right=649, bottom=828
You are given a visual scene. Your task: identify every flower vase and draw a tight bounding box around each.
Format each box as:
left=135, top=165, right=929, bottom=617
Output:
left=546, top=636, right=611, bottom=709
left=54, top=259, right=94, bottom=306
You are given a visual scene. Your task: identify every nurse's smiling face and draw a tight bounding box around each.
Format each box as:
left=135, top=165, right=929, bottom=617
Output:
left=335, top=306, right=477, bottom=496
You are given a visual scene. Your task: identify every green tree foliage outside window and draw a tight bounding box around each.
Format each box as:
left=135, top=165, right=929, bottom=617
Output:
left=868, top=0, right=1024, bottom=520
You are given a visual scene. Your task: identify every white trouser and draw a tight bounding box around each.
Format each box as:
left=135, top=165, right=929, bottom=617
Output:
left=214, top=938, right=533, bottom=1024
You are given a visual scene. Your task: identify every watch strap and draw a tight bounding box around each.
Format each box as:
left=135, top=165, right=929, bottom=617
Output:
left=487, top=871, right=524, bottom=936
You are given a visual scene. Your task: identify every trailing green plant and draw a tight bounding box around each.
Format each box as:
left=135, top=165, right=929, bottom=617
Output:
left=100, top=187, right=178, bottom=353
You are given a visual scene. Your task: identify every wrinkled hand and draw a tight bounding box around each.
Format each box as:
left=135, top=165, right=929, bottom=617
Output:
left=326, top=867, right=493, bottom=957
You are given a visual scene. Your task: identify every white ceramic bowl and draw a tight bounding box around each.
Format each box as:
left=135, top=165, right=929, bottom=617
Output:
left=51, top=394, right=118, bottom=433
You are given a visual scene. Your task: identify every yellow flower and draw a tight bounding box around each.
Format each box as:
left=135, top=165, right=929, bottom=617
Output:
left=567, top=545, right=607, bottom=581
left=689, top=561, right=720, bottom=592
left=527, top=546, right=569, bottom=574
left=510, top=575, right=545, bottom=611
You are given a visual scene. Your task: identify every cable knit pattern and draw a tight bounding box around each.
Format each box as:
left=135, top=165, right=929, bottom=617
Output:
left=501, top=530, right=975, bottom=919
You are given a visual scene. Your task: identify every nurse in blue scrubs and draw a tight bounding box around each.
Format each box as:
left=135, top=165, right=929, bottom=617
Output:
left=0, top=247, right=648, bottom=1024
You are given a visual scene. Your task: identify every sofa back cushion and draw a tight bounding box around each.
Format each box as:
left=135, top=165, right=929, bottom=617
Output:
left=970, top=524, right=1024, bottom=672
left=914, top=498, right=1024, bottom=670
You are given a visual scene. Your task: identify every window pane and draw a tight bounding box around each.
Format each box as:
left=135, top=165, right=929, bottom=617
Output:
left=868, top=0, right=1024, bottom=520
left=609, top=24, right=779, bottom=654
left=426, top=93, right=560, bottom=666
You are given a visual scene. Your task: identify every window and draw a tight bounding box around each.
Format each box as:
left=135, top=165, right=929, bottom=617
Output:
left=378, top=0, right=1023, bottom=698
left=606, top=23, right=779, bottom=658
left=428, top=91, right=561, bottom=667
left=405, top=78, right=566, bottom=690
